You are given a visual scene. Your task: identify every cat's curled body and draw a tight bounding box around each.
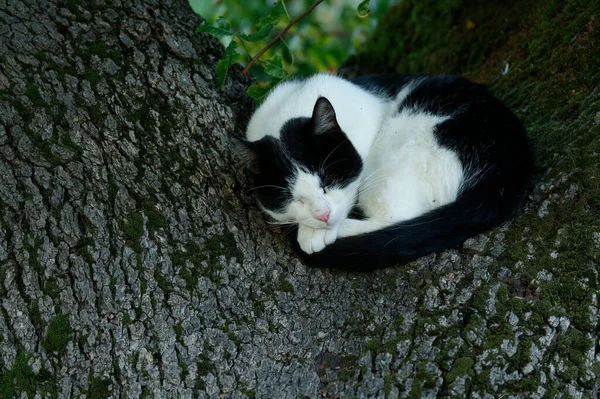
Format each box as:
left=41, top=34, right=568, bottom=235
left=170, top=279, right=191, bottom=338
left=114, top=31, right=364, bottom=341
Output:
left=234, top=73, right=533, bottom=271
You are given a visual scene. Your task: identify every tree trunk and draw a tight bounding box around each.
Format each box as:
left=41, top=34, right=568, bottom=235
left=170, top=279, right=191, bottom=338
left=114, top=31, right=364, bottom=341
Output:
left=1, top=0, right=598, bottom=398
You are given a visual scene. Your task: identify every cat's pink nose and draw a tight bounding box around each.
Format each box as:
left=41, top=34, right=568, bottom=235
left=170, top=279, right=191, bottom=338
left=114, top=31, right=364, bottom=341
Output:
left=316, top=212, right=330, bottom=223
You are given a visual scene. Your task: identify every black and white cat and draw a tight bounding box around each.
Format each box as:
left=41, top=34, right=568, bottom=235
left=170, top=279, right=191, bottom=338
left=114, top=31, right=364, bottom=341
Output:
left=232, top=74, right=533, bottom=271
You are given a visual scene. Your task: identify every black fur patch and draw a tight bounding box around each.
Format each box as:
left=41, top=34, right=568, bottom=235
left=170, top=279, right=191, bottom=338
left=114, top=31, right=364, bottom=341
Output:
left=249, top=114, right=363, bottom=212
left=300, top=74, right=534, bottom=271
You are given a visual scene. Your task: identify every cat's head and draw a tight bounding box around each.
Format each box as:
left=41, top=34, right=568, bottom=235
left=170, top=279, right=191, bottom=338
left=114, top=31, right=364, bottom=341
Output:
left=233, top=97, right=362, bottom=229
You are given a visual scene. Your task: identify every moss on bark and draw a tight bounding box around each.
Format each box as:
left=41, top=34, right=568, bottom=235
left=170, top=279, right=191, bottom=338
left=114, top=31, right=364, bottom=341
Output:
left=347, top=0, right=600, bottom=395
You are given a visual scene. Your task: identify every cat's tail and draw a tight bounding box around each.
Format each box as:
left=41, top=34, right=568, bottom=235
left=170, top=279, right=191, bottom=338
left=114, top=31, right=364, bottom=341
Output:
left=298, top=178, right=530, bottom=272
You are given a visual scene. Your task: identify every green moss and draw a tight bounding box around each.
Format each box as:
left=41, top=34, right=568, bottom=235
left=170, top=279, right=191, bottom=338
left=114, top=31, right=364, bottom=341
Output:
left=408, top=381, right=422, bottom=399
left=122, top=213, right=144, bottom=252
left=196, top=352, right=214, bottom=377
left=25, top=84, right=45, bottom=106
left=227, top=330, right=241, bottom=346
left=73, top=38, right=123, bottom=66
left=423, top=376, right=437, bottom=390
left=38, top=368, right=58, bottom=398
left=204, top=231, right=243, bottom=263
left=22, top=127, right=71, bottom=166
left=174, top=241, right=206, bottom=265
left=173, top=233, right=244, bottom=289
left=179, top=361, right=189, bottom=380
left=172, top=323, right=183, bottom=344
left=88, top=103, right=104, bottom=125
left=384, top=374, right=395, bottom=395
left=44, top=277, right=61, bottom=300
left=86, top=376, right=111, bottom=399
left=195, top=351, right=214, bottom=390
left=77, top=211, right=95, bottom=234
left=10, top=96, right=34, bottom=122
left=365, top=339, right=382, bottom=353
left=89, top=40, right=123, bottom=64
left=84, top=69, right=102, bottom=86
left=74, top=236, right=95, bottom=263
left=512, top=339, right=534, bottom=371
left=560, top=361, right=580, bottom=381
left=179, top=266, right=197, bottom=291
left=389, top=36, right=597, bottom=376
left=0, top=352, right=57, bottom=398
left=202, top=235, right=223, bottom=257
left=61, top=134, right=83, bottom=159
left=365, top=337, right=397, bottom=354
left=0, top=265, right=7, bottom=297
left=337, top=367, right=354, bottom=382
left=107, top=277, right=116, bottom=295
left=42, top=314, right=72, bottom=354
left=154, top=269, right=170, bottom=294
left=221, top=323, right=241, bottom=346
left=143, top=201, right=167, bottom=234
left=173, top=237, right=227, bottom=291
left=33, top=50, right=47, bottom=62
left=23, top=236, right=43, bottom=273
left=444, top=357, right=475, bottom=384
left=277, top=275, right=294, bottom=294
left=159, top=116, right=173, bottom=137
left=241, top=388, right=256, bottom=399
left=66, top=0, right=77, bottom=14
left=504, top=373, right=541, bottom=393
left=139, top=277, right=148, bottom=294
left=29, top=300, right=44, bottom=335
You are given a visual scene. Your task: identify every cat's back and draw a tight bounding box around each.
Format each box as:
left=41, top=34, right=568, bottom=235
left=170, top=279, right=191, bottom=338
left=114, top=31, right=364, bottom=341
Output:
left=245, top=74, right=387, bottom=157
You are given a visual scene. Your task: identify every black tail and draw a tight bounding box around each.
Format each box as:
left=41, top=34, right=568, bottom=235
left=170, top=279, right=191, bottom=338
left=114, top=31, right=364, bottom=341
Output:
left=294, top=75, right=534, bottom=271
left=299, top=170, right=532, bottom=272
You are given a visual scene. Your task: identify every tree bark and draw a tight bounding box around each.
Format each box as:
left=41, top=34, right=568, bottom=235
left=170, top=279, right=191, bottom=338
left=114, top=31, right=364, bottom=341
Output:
left=1, top=0, right=598, bottom=398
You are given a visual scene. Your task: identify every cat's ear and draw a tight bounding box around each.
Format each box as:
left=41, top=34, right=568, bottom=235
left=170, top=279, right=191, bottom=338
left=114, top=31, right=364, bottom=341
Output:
left=228, top=132, right=259, bottom=171
left=311, top=97, right=342, bottom=136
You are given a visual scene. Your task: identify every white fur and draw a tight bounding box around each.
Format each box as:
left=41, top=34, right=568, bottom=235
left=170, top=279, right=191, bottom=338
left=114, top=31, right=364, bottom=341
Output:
left=337, top=109, right=463, bottom=239
left=247, top=75, right=464, bottom=253
left=358, top=110, right=462, bottom=222
left=265, top=171, right=357, bottom=229
left=246, top=74, right=389, bottom=159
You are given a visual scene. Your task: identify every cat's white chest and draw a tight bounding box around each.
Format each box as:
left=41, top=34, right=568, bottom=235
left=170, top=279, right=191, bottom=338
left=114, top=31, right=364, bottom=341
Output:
left=358, top=110, right=464, bottom=223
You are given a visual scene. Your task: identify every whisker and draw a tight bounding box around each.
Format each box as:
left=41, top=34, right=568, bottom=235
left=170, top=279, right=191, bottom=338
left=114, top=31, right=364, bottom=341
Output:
left=320, top=158, right=346, bottom=175
left=319, top=140, right=347, bottom=175
left=267, top=220, right=297, bottom=226
left=356, top=175, right=385, bottom=190
left=282, top=225, right=297, bottom=235
left=356, top=178, right=390, bottom=193
left=243, top=185, right=288, bottom=194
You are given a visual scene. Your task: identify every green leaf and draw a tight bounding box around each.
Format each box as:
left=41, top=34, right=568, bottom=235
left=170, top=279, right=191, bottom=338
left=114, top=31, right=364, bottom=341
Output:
left=246, top=79, right=281, bottom=103
left=239, top=14, right=279, bottom=42
left=239, top=24, right=274, bottom=42
left=357, top=0, right=370, bottom=18
left=196, top=16, right=234, bottom=37
left=215, top=16, right=230, bottom=29
left=262, top=56, right=284, bottom=78
left=256, top=14, right=280, bottom=31
left=216, top=40, right=239, bottom=89
left=246, top=84, right=271, bottom=101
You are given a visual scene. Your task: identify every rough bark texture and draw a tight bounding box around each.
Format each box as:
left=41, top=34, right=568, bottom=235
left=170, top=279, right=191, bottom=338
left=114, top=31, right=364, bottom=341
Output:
left=0, top=1, right=599, bottom=399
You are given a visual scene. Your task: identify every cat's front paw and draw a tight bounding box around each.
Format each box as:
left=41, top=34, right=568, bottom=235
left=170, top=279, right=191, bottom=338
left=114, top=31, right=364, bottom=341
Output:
left=298, top=225, right=337, bottom=254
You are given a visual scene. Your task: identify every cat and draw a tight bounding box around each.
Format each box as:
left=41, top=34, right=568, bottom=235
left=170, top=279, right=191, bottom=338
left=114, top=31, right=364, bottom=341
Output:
left=231, top=73, right=533, bottom=271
